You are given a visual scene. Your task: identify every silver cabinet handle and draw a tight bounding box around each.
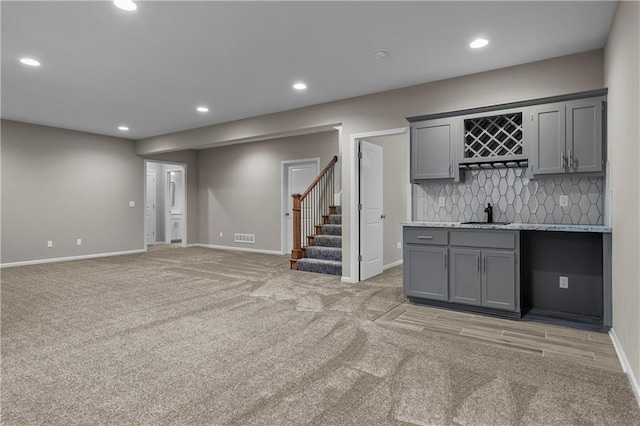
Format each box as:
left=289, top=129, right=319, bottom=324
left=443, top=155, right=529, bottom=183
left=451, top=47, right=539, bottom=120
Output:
left=417, top=236, right=433, bottom=240
left=443, top=252, right=447, bottom=270
left=477, top=255, right=480, bottom=271
left=561, top=150, right=566, bottom=168
left=483, top=256, right=486, bottom=273
left=449, top=163, right=453, bottom=175
left=568, top=149, right=574, bottom=168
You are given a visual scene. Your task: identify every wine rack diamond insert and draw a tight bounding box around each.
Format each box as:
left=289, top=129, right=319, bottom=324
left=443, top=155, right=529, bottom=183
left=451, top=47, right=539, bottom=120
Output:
left=464, top=113, right=523, bottom=159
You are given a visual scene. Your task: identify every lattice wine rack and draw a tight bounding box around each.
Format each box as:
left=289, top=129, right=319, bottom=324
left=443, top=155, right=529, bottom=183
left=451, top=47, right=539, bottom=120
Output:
left=463, top=113, right=523, bottom=160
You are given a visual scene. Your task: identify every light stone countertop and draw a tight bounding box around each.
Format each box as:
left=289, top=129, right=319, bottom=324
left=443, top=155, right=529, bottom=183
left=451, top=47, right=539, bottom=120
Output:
left=402, top=221, right=612, bottom=233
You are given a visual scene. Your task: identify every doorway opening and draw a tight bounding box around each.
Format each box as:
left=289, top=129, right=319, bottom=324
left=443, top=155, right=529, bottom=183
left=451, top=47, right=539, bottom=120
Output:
left=349, top=128, right=411, bottom=282
left=281, top=158, right=320, bottom=255
left=144, top=160, right=188, bottom=249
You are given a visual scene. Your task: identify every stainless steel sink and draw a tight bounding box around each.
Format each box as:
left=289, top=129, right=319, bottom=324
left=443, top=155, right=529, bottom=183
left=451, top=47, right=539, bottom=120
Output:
left=461, top=221, right=511, bottom=225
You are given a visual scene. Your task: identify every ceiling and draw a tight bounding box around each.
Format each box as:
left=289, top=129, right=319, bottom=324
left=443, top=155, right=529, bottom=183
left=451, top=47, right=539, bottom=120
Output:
left=1, top=1, right=616, bottom=140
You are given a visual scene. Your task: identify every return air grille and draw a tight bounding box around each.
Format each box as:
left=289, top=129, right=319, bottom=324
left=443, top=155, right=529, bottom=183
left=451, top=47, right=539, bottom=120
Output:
left=234, top=233, right=255, bottom=244
left=464, top=112, right=523, bottom=159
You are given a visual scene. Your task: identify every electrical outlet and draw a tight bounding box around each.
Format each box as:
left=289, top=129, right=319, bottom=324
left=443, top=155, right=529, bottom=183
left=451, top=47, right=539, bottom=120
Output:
left=397, top=242, right=401, bottom=249
left=559, top=276, right=569, bottom=289
left=438, top=197, right=445, bottom=207
left=77, top=238, right=82, bottom=246
left=129, top=201, right=135, bottom=207
left=219, top=232, right=223, bottom=238
left=47, top=241, right=53, bottom=248
left=559, top=195, right=569, bottom=207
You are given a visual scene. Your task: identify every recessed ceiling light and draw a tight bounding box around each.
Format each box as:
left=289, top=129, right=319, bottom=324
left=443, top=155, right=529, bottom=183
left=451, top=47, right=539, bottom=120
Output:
left=113, top=0, right=137, bottom=11
left=470, top=38, right=489, bottom=49
left=293, top=82, right=307, bottom=90
left=196, top=106, right=209, bottom=113
left=118, top=126, right=129, bottom=131
left=20, top=58, right=40, bottom=67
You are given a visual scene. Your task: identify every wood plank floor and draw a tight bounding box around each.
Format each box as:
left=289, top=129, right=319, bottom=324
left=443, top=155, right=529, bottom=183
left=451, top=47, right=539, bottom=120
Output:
left=375, top=303, right=622, bottom=373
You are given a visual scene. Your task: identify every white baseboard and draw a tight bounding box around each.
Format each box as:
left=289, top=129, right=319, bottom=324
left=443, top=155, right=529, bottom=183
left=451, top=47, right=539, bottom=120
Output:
left=0, top=249, right=146, bottom=268
left=341, top=276, right=357, bottom=284
left=384, top=259, right=403, bottom=270
left=193, top=244, right=283, bottom=256
left=610, top=328, right=640, bottom=407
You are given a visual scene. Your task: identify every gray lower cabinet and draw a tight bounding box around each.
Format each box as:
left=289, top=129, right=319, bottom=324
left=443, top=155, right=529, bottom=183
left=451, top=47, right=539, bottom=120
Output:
left=481, top=251, right=516, bottom=311
left=403, top=227, right=520, bottom=314
left=403, top=244, right=448, bottom=301
left=449, top=249, right=482, bottom=306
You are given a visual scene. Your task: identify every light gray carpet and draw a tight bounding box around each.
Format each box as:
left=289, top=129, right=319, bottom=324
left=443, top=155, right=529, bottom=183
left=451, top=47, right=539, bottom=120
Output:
left=2, top=246, right=639, bottom=425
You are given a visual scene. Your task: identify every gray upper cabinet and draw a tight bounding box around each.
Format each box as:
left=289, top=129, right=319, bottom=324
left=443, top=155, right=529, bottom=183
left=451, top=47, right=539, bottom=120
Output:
left=532, top=102, right=566, bottom=175
left=567, top=98, right=603, bottom=173
left=411, top=118, right=457, bottom=180
left=531, top=96, right=603, bottom=175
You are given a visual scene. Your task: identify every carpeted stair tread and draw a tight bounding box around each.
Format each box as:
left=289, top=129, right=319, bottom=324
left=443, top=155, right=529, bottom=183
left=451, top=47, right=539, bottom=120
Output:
left=334, top=205, right=342, bottom=215
left=305, top=246, right=342, bottom=261
left=329, top=214, right=342, bottom=224
left=314, top=235, right=341, bottom=248
left=296, top=258, right=342, bottom=276
left=321, top=224, right=342, bottom=236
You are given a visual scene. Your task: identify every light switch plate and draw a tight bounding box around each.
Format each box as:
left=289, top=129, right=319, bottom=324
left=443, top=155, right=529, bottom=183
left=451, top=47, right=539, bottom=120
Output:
left=129, top=201, right=135, bottom=207
left=438, top=197, right=445, bottom=207
left=47, top=240, right=53, bottom=248
left=397, top=242, right=402, bottom=249
left=77, top=238, right=82, bottom=246
left=559, top=195, right=569, bottom=207
left=219, top=232, right=223, bottom=238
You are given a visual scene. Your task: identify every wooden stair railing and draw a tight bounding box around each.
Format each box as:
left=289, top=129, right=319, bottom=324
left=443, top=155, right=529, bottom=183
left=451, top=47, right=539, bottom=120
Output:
left=290, top=155, right=338, bottom=269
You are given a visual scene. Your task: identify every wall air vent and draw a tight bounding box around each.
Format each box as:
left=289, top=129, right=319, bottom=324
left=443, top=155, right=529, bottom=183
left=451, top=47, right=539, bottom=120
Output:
left=234, top=233, right=255, bottom=244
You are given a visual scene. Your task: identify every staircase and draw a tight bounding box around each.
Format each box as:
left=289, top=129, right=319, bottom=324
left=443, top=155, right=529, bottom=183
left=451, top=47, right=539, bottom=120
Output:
left=296, top=205, right=342, bottom=276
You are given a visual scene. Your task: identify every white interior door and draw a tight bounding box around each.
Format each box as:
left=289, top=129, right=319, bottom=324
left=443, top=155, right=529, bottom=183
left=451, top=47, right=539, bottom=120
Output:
left=284, top=161, right=318, bottom=253
left=145, top=168, right=156, bottom=245
left=360, top=140, right=384, bottom=280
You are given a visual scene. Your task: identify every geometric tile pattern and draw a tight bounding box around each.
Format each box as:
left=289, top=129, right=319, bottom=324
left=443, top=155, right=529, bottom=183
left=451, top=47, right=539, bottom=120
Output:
left=416, top=168, right=603, bottom=225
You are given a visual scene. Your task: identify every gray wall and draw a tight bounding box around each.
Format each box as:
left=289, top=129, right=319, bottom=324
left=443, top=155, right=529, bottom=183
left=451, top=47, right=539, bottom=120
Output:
left=1, top=120, right=144, bottom=264
left=138, top=50, right=605, bottom=280
left=366, top=135, right=408, bottom=267
left=198, top=131, right=338, bottom=252
left=604, top=1, right=640, bottom=388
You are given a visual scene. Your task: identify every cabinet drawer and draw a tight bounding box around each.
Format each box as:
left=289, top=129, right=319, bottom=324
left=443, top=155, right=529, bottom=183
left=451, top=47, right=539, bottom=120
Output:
left=450, top=230, right=516, bottom=249
left=404, top=228, right=448, bottom=245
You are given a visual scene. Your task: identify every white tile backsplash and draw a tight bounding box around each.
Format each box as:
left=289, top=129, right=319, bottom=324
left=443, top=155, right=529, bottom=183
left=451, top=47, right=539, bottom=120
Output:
left=415, top=168, right=603, bottom=225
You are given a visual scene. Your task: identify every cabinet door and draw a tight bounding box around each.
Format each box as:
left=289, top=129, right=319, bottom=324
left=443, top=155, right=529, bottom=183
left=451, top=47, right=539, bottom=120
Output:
left=567, top=98, right=603, bottom=173
left=411, top=119, right=455, bottom=180
left=450, top=249, right=482, bottom=306
left=531, top=103, right=566, bottom=175
left=481, top=251, right=516, bottom=311
left=403, top=245, right=448, bottom=301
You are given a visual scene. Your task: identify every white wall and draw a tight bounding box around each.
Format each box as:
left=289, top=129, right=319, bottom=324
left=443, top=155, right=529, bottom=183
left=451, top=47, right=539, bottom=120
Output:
left=1, top=120, right=144, bottom=264
left=604, top=0, right=640, bottom=393
left=138, top=50, right=605, bottom=280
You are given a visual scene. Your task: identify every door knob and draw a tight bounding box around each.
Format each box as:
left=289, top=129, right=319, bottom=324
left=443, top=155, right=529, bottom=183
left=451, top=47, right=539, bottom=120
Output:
left=285, top=213, right=290, bottom=216
left=380, top=214, right=386, bottom=219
